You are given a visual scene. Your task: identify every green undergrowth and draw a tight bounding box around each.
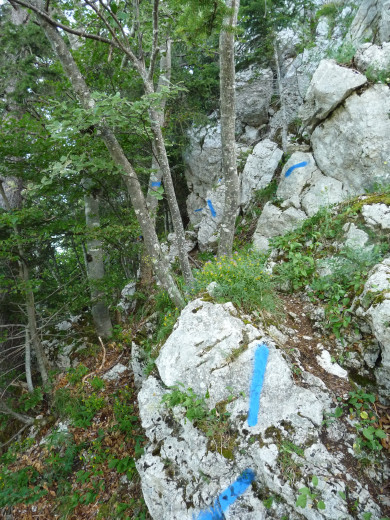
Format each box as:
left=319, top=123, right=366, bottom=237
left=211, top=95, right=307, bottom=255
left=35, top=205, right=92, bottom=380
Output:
left=271, top=192, right=390, bottom=337
left=193, top=248, right=280, bottom=314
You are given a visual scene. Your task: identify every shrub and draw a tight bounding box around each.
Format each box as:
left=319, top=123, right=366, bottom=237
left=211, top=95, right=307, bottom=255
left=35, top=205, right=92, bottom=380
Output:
left=194, top=250, right=279, bottom=313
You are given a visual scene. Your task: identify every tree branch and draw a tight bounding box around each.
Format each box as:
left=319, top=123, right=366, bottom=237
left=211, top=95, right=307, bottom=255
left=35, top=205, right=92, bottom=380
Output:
left=148, top=0, right=160, bottom=81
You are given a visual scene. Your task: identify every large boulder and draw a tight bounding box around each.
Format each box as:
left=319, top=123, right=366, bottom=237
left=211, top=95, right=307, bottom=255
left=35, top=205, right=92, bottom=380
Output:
left=235, top=68, right=273, bottom=127
left=240, top=139, right=283, bottom=208
left=137, top=299, right=383, bottom=520
left=311, top=85, right=390, bottom=194
left=299, top=59, right=367, bottom=134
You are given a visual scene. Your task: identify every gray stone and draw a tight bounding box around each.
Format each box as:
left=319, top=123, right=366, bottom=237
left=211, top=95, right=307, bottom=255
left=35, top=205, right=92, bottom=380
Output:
left=316, top=349, right=348, bottom=379
left=362, top=203, right=390, bottom=231
left=312, top=85, right=390, bottom=194
left=355, top=42, right=390, bottom=75
left=301, top=171, right=347, bottom=216
left=343, top=222, right=372, bottom=250
left=347, top=0, right=390, bottom=45
left=240, top=139, right=283, bottom=208
left=300, top=59, right=367, bottom=133
left=252, top=202, right=307, bottom=253
left=102, top=363, right=128, bottom=381
left=236, top=67, right=273, bottom=127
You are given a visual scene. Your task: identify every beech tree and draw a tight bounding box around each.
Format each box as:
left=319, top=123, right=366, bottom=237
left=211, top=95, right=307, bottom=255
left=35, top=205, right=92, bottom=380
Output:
left=218, top=0, right=240, bottom=258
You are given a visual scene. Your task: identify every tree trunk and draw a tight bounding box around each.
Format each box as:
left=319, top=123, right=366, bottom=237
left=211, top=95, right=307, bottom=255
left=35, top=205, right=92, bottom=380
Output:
left=25, top=327, right=34, bottom=393
left=36, top=16, right=184, bottom=308
left=0, top=181, right=50, bottom=386
left=274, top=40, right=288, bottom=154
left=0, top=398, right=34, bottom=425
left=218, top=0, right=240, bottom=259
left=83, top=179, right=113, bottom=338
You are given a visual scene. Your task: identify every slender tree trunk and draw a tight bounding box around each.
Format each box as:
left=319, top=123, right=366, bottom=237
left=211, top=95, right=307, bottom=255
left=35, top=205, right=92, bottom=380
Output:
left=36, top=17, right=184, bottom=308
left=218, top=0, right=240, bottom=259
left=25, top=327, right=34, bottom=393
left=0, top=181, right=50, bottom=386
left=274, top=40, right=288, bottom=154
left=83, top=179, right=113, bottom=338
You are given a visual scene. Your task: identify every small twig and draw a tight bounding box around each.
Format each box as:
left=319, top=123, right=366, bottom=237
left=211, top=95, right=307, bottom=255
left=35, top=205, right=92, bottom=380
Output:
left=98, top=337, right=106, bottom=371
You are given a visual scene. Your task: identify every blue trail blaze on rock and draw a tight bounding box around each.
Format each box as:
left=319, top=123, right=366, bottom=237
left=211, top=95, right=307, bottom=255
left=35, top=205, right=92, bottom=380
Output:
left=207, top=199, right=217, bottom=217
left=247, top=344, right=269, bottom=427
left=285, top=161, right=308, bottom=178
left=151, top=181, right=162, bottom=187
left=194, top=469, right=256, bottom=519
left=194, top=208, right=203, bottom=212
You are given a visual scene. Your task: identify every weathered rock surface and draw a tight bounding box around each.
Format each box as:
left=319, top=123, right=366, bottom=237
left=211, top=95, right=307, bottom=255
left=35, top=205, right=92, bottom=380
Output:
left=355, top=42, right=390, bottom=75
left=137, top=299, right=383, bottom=519
left=362, top=203, right=390, bottom=231
left=299, top=59, right=367, bottom=133
left=347, top=0, right=390, bottom=44
left=236, top=68, right=273, bottom=127
left=240, top=139, right=283, bottom=208
left=354, top=257, right=390, bottom=400
left=311, top=85, right=390, bottom=194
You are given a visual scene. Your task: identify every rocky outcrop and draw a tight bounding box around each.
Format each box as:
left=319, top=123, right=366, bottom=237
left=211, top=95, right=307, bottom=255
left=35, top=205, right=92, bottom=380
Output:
left=136, top=299, right=384, bottom=520
left=347, top=0, right=390, bottom=45
left=311, top=85, right=390, bottom=194
left=354, top=257, right=390, bottom=400
left=235, top=68, right=273, bottom=127
left=355, top=42, right=390, bottom=75
left=240, top=140, right=283, bottom=208
left=299, top=59, right=367, bottom=134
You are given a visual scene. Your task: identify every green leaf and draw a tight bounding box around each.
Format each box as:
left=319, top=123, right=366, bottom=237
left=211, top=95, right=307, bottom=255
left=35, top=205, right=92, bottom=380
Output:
left=312, top=475, right=319, bottom=487
left=296, top=493, right=308, bottom=508
left=375, top=429, right=386, bottom=439
left=338, top=491, right=346, bottom=501
left=317, top=500, right=326, bottom=510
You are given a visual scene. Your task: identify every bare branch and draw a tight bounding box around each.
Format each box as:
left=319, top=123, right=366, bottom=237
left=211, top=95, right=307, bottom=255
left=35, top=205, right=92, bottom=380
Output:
left=148, top=0, right=160, bottom=80
left=7, top=0, right=114, bottom=46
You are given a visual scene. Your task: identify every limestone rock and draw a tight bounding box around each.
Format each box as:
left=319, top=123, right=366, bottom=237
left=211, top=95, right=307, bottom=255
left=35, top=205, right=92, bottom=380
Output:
left=253, top=202, right=306, bottom=252
left=362, top=203, right=390, bottom=231
left=342, top=222, right=372, bottom=250
left=235, top=67, right=273, bottom=127
left=240, top=139, right=283, bottom=208
left=102, top=363, right=128, bottom=381
left=300, top=59, right=367, bottom=133
left=355, top=42, right=390, bottom=75
left=347, top=0, right=390, bottom=45
left=312, top=85, right=390, bottom=194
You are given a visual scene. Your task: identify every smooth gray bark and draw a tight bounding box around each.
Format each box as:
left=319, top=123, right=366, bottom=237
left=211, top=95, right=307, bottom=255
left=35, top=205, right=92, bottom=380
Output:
left=34, top=14, right=184, bottom=308
left=25, top=327, right=34, bottom=393
left=274, top=40, right=288, bottom=154
left=218, top=0, right=240, bottom=258
left=83, top=179, right=113, bottom=338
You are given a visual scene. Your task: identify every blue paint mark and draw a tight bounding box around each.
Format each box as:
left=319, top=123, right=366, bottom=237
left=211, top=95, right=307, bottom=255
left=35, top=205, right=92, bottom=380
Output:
left=151, top=181, right=161, bottom=187
left=194, top=469, right=255, bottom=520
left=207, top=199, right=217, bottom=217
left=285, top=161, right=308, bottom=178
left=247, top=344, right=269, bottom=427
left=218, top=178, right=223, bottom=184
left=194, top=208, right=203, bottom=212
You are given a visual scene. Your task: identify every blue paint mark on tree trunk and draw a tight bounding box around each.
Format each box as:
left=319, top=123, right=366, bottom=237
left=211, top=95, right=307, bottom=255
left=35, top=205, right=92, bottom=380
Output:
left=194, top=469, right=255, bottom=519
left=207, top=199, right=217, bottom=217
left=284, top=161, right=308, bottom=177
left=247, top=344, right=269, bottom=427
left=151, top=181, right=162, bottom=187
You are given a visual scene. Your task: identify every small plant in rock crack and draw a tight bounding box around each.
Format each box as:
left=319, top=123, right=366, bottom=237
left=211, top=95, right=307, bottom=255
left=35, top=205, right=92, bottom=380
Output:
left=296, top=475, right=325, bottom=510
left=328, top=389, right=387, bottom=454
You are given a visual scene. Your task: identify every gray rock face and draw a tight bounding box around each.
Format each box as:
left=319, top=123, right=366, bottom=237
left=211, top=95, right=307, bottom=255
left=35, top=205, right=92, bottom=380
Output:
left=300, top=59, right=367, bottom=133
left=236, top=68, right=273, bottom=127
left=312, top=85, right=390, bottom=194
left=253, top=202, right=307, bottom=252
left=355, top=257, right=390, bottom=399
left=184, top=123, right=222, bottom=199
left=194, top=184, right=226, bottom=252
left=362, top=203, right=390, bottom=231
left=137, top=299, right=383, bottom=520
left=343, top=222, right=372, bottom=250
left=240, top=139, right=283, bottom=208
left=347, top=0, right=390, bottom=44
left=355, top=42, right=390, bottom=75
